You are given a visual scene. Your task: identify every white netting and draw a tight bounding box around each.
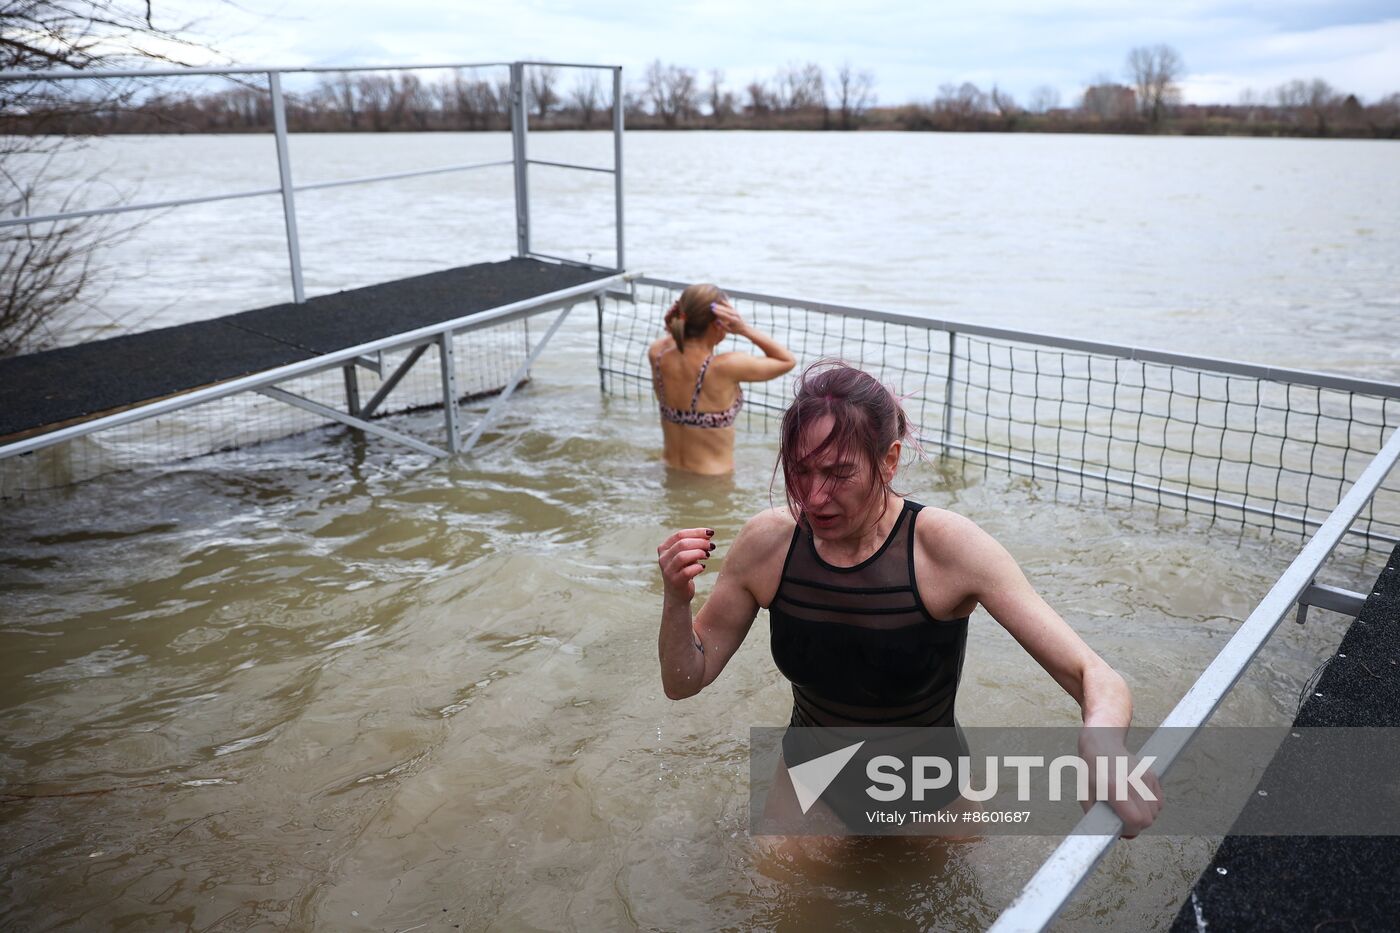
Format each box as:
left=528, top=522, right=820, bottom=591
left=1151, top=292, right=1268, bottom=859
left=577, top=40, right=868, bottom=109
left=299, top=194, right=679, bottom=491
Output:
left=601, top=282, right=1400, bottom=551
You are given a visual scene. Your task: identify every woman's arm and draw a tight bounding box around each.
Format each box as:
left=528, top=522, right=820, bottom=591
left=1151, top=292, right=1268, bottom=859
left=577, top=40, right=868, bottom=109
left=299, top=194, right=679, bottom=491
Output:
left=927, top=514, right=1163, bottom=833
left=657, top=510, right=789, bottom=699
left=712, top=301, right=796, bottom=382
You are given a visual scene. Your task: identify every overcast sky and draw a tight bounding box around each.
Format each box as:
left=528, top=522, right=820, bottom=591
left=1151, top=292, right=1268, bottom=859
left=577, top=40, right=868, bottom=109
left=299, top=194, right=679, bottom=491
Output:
left=167, top=0, right=1400, bottom=105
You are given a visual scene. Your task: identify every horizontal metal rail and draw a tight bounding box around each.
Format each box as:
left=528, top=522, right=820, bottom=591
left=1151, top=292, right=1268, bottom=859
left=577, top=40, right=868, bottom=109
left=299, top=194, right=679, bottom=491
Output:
left=0, top=159, right=514, bottom=229
left=525, top=158, right=615, bottom=174
left=295, top=159, right=513, bottom=193
left=0, top=63, right=510, bottom=82
left=514, top=61, right=620, bottom=71
left=637, top=276, right=1400, bottom=400
left=0, top=272, right=631, bottom=461
left=988, top=423, right=1400, bottom=932
left=525, top=251, right=619, bottom=272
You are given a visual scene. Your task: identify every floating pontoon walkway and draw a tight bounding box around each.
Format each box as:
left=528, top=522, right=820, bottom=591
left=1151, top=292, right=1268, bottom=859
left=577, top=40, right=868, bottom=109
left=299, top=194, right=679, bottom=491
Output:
left=0, top=258, right=626, bottom=459
left=1169, top=544, right=1400, bottom=932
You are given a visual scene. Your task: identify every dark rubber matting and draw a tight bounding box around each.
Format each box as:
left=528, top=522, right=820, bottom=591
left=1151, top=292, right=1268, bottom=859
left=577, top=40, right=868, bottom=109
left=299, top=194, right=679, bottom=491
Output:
left=0, top=259, right=612, bottom=440
left=1169, top=544, right=1400, bottom=932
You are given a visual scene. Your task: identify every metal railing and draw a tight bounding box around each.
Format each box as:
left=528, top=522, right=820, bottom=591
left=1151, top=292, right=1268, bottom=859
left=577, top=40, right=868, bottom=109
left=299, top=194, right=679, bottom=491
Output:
left=508, top=60, right=626, bottom=273
left=987, top=425, right=1400, bottom=932
left=606, top=278, right=1400, bottom=549
left=0, top=60, right=627, bottom=301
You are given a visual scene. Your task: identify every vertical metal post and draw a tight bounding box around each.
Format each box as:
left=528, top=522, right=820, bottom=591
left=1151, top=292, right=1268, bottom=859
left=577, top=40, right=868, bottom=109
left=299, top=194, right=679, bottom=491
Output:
left=509, top=62, right=530, bottom=258
left=343, top=365, right=361, bottom=417
left=439, top=331, right=461, bottom=453
left=942, top=329, right=957, bottom=453
left=612, top=66, right=625, bottom=272
left=595, top=295, right=607, bottom=393
left=268, top=71, right=306, bottom=304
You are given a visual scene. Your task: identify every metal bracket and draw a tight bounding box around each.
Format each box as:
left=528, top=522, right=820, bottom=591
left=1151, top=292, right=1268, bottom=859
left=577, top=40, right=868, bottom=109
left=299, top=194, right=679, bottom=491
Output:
left=354, top=352, right=385, bottom=377
left=1296, top=581, right=1368, bottom=622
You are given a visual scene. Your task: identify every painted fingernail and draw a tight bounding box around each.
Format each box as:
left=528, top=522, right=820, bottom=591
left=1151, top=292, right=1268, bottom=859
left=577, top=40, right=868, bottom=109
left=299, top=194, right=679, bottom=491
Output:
left=707, top=542, right=715, bottom=551
left=705, top=529, right=714, bottom=537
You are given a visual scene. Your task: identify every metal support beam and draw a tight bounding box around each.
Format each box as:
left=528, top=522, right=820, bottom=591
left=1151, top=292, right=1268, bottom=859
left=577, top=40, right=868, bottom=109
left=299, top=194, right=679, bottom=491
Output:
left=439, top=332, right=461, bottom=453
left=596, top=296, right=607, bottom=394
left=268, top=71, right=306, bottom=304
left=361, top=343, right=431, bottom=419
left=256, top=386, right=448, bottom=458
left=461, top=304, right=575, bottom=455
left=342, top=365, right=361, bottom=417
left=1298, top=581, right=1368, bottom=618
left=942, top=329, right=957, bottom=453
left=612, top=65, right=625, bottom=271
left=510, top=62, right=531, bottom=258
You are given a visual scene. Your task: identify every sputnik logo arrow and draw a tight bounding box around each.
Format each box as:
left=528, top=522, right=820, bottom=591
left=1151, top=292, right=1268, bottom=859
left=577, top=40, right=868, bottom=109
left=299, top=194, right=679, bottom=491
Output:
left=787, top=741, right=865, bottom=814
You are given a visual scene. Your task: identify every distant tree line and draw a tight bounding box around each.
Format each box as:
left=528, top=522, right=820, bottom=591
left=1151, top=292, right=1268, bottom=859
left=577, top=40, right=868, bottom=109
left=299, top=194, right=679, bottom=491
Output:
left=8, top=48, right=1400, bottom=139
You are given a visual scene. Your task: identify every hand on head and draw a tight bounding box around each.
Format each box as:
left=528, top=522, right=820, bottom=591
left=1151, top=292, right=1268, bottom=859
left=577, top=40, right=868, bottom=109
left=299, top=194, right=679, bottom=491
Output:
left=710, top=299, right=744, bottom=334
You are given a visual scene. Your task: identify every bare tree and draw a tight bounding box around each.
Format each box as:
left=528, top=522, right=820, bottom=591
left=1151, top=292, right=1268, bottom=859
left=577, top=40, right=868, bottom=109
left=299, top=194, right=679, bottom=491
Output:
left=527, top=63, right=559, bottom=120
left=570, top=72, right=601, bottom=127
left=835, top=62, right=875, bottom=130
left=1273, top=78, right=1342, bottom=135
left=989, top=85, right=1019, bottom=119
left=935, top=81, right=988, bottom=120
left=1, top=0, right=215, bottom=355
left=440, top=69, right=502, bottom=131
left=1126, top=44, right=1184, bottom=128
left=775, top=62, right=826, bottom=115
left=643, top=60, right=698, bottom=127
left=745, top=79, right=772, bottom=116
left=706, top=69, right=736, bottom=125
left=1028, top=84, right=1061, bottom=114
left=355, top=74, right=394, bottom=130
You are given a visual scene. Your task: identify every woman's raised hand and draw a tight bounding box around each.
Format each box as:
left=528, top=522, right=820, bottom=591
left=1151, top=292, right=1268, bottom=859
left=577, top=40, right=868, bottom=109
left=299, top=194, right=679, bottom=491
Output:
left=657, top=527, right=715, bottom=602
left=711, top=300, right=746, bottom=334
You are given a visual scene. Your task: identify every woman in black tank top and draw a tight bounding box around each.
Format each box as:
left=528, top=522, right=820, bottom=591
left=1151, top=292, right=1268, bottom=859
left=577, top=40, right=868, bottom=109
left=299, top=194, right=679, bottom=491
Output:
left=656, top=362, right=1162, bottom=843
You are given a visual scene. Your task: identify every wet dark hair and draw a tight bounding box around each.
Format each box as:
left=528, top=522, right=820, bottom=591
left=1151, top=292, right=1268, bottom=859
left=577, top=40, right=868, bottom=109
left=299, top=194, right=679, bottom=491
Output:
left=664, top=283, right=727, bottom=350
left=776, top=361, right=911, bottom=520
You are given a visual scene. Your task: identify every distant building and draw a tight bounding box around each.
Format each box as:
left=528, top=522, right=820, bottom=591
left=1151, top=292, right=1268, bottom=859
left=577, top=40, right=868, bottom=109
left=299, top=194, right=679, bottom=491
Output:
left=1081, top=84, right=1136, bottom=120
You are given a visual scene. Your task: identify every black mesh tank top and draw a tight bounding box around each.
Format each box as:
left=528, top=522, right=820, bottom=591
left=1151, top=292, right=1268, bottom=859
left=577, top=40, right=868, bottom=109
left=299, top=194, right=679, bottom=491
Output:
left=768, top=499, right=970, bottom=728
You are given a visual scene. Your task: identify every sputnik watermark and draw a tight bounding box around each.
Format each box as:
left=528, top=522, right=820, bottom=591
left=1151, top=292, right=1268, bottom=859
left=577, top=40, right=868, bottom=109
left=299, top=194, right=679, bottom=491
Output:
left=784, top=740, right=1156, bottom=812
left=749, top=726, right=1400, bottom=837
left=864, top=751, right=1159, bottom=803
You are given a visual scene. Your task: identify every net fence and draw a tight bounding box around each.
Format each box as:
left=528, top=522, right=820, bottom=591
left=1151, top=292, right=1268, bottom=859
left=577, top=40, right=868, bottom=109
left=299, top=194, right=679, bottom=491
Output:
left=0, top=317, right=535, bottom=497
left=601, top=280, right=1400, bottom=552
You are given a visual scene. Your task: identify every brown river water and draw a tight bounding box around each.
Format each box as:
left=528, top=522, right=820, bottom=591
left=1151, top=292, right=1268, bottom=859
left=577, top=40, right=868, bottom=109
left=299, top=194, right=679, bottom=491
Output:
left=2, top=131, right=1398, bottom=930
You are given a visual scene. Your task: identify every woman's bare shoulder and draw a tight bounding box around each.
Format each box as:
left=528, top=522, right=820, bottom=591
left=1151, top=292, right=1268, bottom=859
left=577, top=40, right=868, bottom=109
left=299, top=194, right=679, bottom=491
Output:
left=914, top=505, right=992, bottom=554
left=724, top=508, right=797, bottom=587
left=647, top=336, right=673, bottom=361
left=736, top=507, right=797, bottom=547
